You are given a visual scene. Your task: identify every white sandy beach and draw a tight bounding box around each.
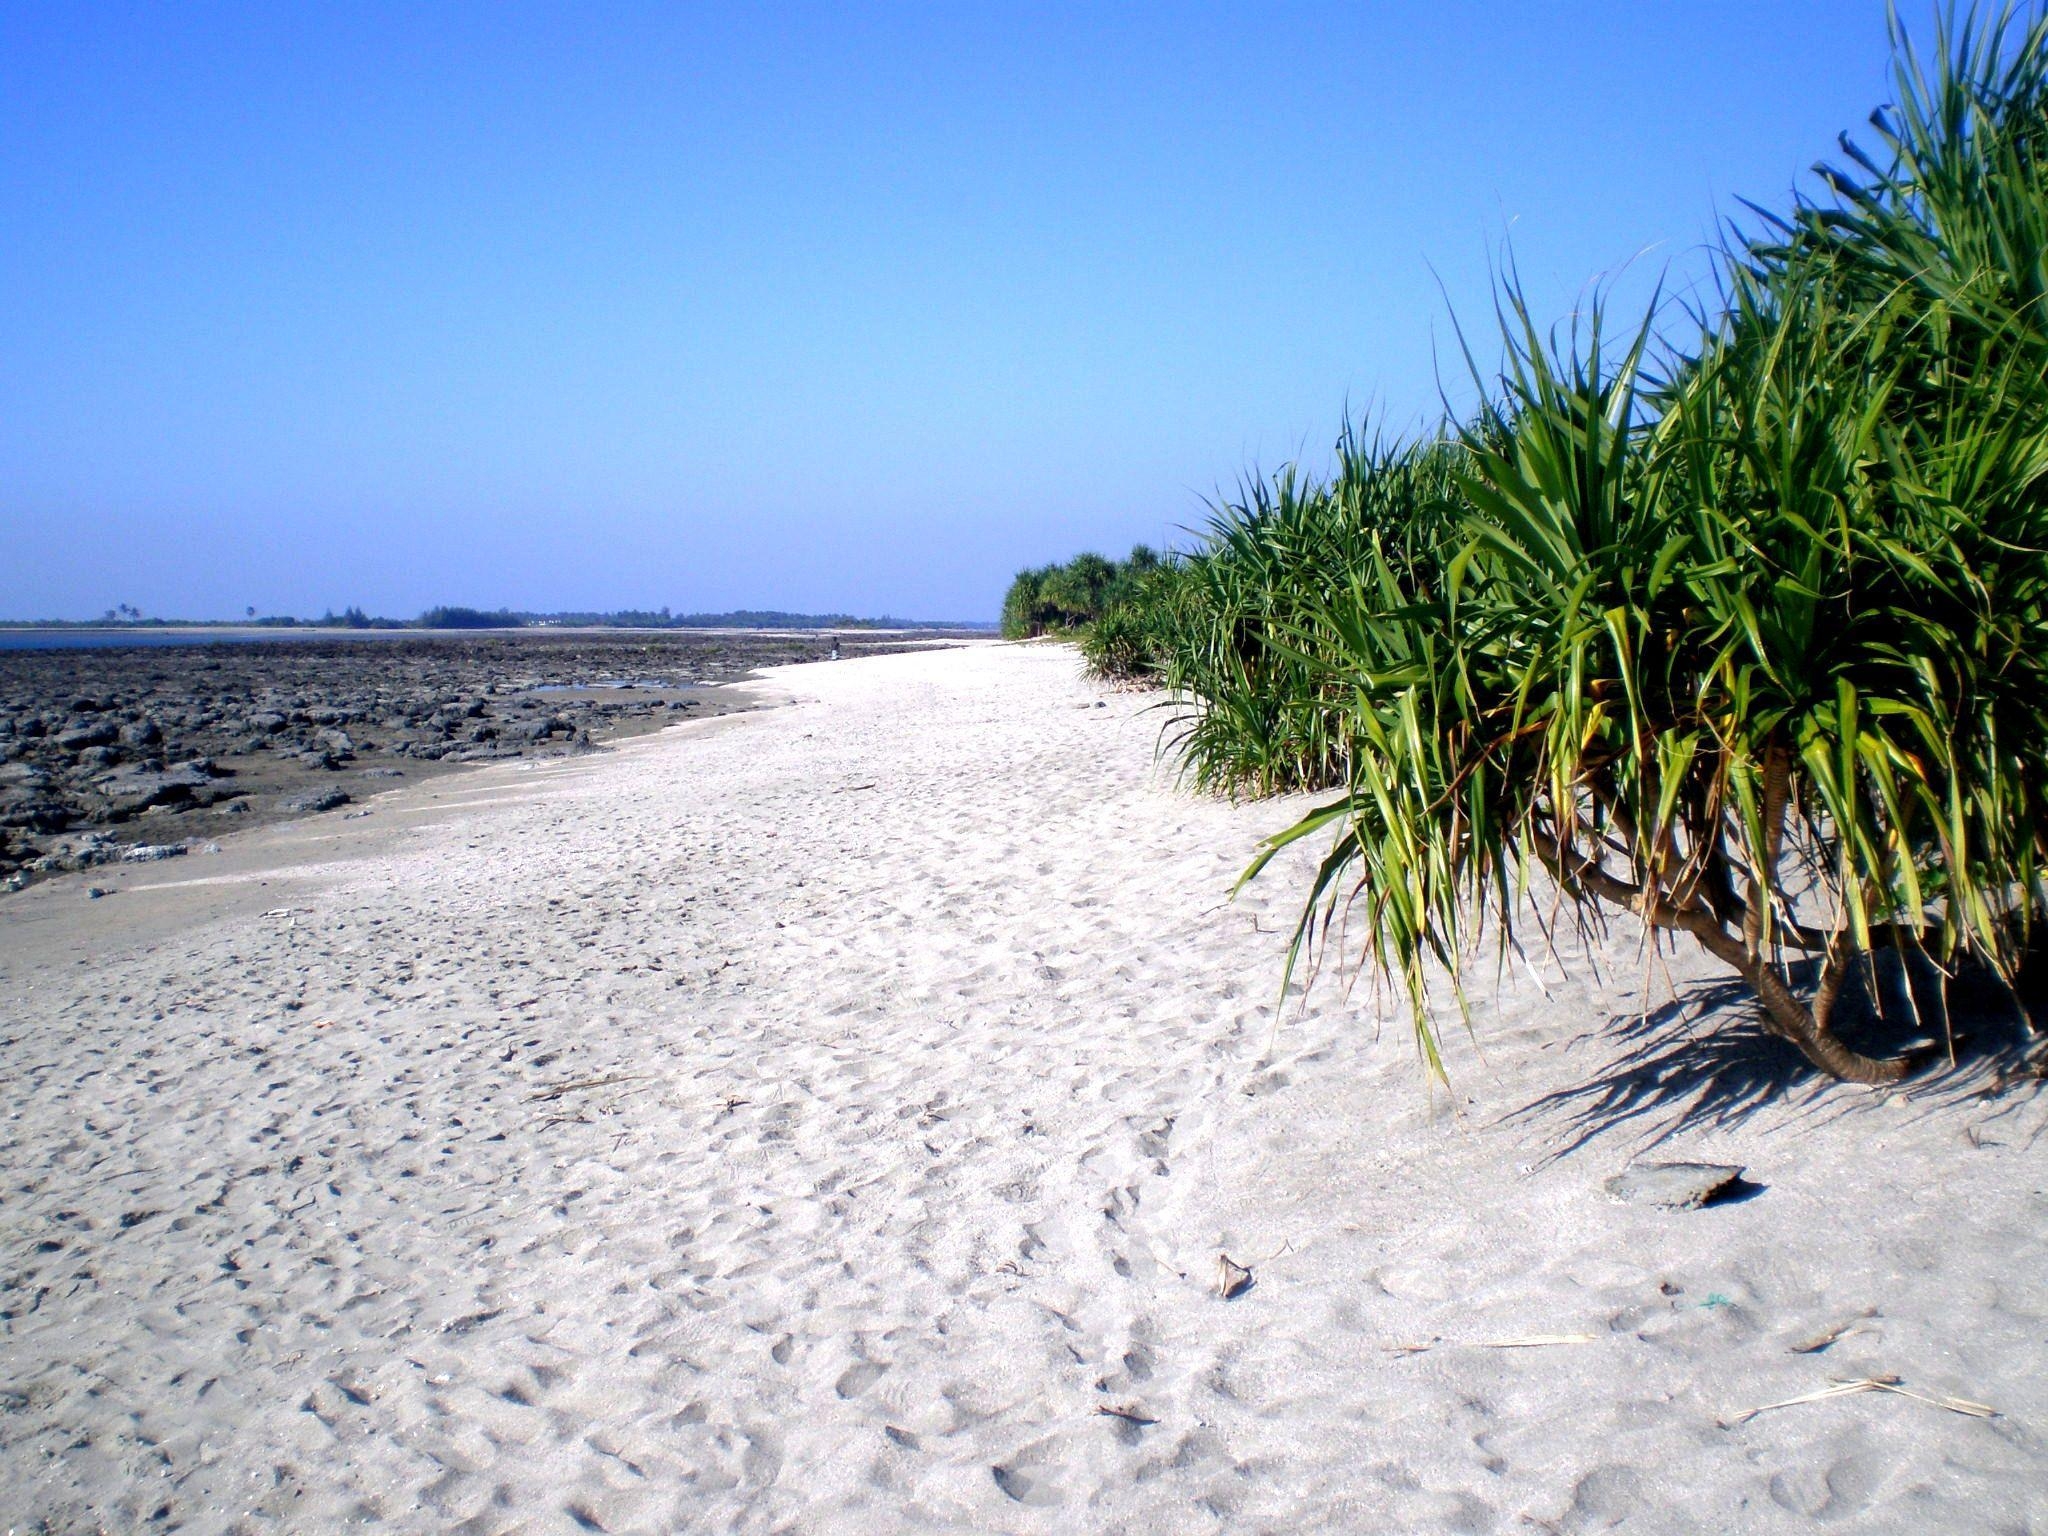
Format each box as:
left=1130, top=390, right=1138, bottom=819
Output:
left=1, top=641, right=2044, bottom=1534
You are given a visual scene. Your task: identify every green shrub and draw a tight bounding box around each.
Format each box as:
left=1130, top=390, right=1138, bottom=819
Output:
left=1249, top=7, right=2048, bottom=1083
left=1028, top=6, right=2048, bottom=1083
left=999, top=547, right=1163, bottom=638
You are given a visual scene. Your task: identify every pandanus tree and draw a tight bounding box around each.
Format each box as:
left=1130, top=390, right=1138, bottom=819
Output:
left=1249, top=5, right=2048, bottom=1083
left=1121, top=433, right=1470, bottom=798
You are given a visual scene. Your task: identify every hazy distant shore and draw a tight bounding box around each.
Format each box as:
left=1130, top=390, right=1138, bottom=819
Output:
left=0, top=612, right=998, bottom=648
left=0, top=628, right=974, bottom=891
left=0, top=621, right=995, bottom=653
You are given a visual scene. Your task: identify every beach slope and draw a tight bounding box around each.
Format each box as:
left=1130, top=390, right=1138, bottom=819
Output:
left=1, top=643, right=2042, bottom=1532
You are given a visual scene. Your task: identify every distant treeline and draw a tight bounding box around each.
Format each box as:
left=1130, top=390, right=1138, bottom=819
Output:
left=415, top=607, right=523, bottom=629
left=531, top=608, right=981, bottom=630
left=426, top=607, right=988, bottom=630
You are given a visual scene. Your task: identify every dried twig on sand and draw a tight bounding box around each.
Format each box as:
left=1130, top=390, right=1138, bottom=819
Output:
left=1214, top=1236, right=1294, bottom=1298
left=1388, top=1333, right=1597, bottom=1355
left=1787, top=1309, right=1878, bottom=1354
left=527, top=1073, right=649, bottom=1104
left=1095, top=1404, right=1158, bottom=1426
left=1721, top=1374, right=1998, bottom=1428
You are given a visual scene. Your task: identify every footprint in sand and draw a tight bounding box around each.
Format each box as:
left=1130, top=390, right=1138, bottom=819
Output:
left=991, top=1458, right=1065, bottom=1507
left=1120, top=1337, right=1156, bottom=1384
left=835, top=1360, right=886, bottom=1398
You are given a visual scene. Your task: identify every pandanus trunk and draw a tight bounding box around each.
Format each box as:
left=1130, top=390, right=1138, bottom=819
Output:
left=1541, top=752, right=1918, bottom=1085
left=1692, top=923, right=1914, bottom=1085
left=1720, top=749, right=1913, bottom=1085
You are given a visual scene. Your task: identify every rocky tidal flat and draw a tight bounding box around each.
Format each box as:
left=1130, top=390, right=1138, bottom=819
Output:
left=0, top=629, right=954, bottom=889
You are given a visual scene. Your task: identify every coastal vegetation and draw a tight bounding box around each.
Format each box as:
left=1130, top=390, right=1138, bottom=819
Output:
left=999, top=547, right=1163, bottom=638
left=416, top=606, right=528, bottom=630
left=1021, top=6, right=2048, bottom=1083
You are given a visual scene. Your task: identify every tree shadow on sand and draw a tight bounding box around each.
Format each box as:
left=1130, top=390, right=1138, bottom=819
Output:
left=1506, top=951, right=2048, bottom=1164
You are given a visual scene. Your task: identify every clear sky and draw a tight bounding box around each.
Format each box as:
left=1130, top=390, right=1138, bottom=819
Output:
left=3, top=2, right=1923, bottom=621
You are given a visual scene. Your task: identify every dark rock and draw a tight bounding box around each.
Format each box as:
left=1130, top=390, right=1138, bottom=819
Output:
left=42, top=832, right=121, bottom=871
left=281, top=789, right=351, bottom=814
left=0, top=796, right=71, bottom=833
left=93, top=763, right=227, bottom=821
left=121, top=843, right=186, bottom=863
left=1604, top=1162, right=1747, bottom=1210
left=119, top=718, right=163, bottom=748
left=56, top=721, right=119, bottom=751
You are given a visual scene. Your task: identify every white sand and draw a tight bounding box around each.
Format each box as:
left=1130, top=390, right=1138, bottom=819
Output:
left=1, top=642, right=2044, bottom=1534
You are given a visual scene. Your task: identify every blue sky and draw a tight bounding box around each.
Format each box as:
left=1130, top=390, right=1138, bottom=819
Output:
left=4, top=2, right=1919, bottom=621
